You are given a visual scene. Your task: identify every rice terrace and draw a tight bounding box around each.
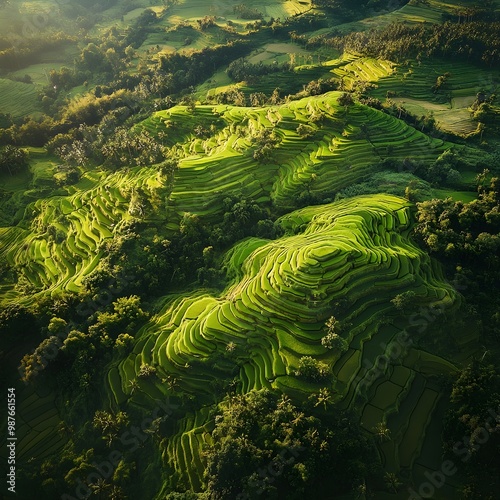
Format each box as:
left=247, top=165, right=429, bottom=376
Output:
left=0, top=0, right=499, bottom=499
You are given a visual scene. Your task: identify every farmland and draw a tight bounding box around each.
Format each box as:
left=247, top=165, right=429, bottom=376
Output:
left=0, top=0, right=499, bottom=498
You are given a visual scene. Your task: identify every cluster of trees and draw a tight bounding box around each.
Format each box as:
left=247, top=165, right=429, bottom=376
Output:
left=0, top=21, right=255, bottom=154
left=414, top=171, right=500, bottom=341
left=414, top=173, right=500, bottom=261
left=295, top=356, right=330, bottom=381
left=252, top=128, right=281, bottom=163
left=0, top=145, right=29, bottom=175
left=380, top=149, right=466, bottom=188
left=202, top=390, right=381, bottom=499
left=196, top=16, right=216, bottom=31
left=83, top=194, right=277, bottom=295
left=48, top=122, right=167, bottom=169
left=0, top=32, right=76, bottom=71
left=227, top=58, right=290, bottom=84
left=233, top=4, right=263, bottom=20
left=158, top=41, right=252, bottom=88
left=312, top=0, right=409, bottom=21
left=443, top=361, right=500, bottom=499
left=19, top=295, right=148, bottom=385
left=323, top=21, right=500, bottom=67
left=321, top=315, right=348, bottom=352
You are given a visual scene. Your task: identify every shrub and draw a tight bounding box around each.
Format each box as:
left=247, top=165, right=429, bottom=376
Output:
left=295, top=356, right=330, bottom=381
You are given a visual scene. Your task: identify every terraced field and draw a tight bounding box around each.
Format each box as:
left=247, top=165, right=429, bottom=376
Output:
left=2, top=1, right=497, bottom=498
left=0, top=78, right=42, bottom=118
left=0, top=165, right=166, bottom=302
left=370, top=58, right=500, bottom=136
left=106, top=194, right=461, bottom=489
left=0, top=92, right=452, bottom=303
left=144, top=92, right=449, bottom=217
left=320, top=53, right=499, bottom=136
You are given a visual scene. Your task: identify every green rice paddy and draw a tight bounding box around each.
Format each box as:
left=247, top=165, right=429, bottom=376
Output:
left=104, top=193, right=461, bottom=489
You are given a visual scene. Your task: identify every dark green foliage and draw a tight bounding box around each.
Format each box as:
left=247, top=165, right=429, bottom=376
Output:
left=415, top=174, right=500, bottom=344
left=203, top=390, right=380, bottom=499
left=2, top=4, right=500, bottom=500
left=0, top=145, right=29, bottom=175
left=415, top=176, right=500, bottom=260
left=325, top=21, right=500, bottom=67
left=0, top=33, right=76, bottom=71
left=295, top=356, right=330, bottom=381
left=233, top=5, right=263, bottom=20
left=158, top=41, right=252, bottom=88
left=0, top=304, right=39, bottom=340
left=196, top=16, right=216, bottom=31
left=252, top=128, right=281, bottom=164
left=443, top=361, right=500, bottom=498
left=337, top=92, right=354, bottom=107
left=391, top=291, right=416, bottom=311
left=312, top=0, right=408, bottom=21
left=227, top=58, right=289, bottom=84
left=165, top=493, right=199, bottom=500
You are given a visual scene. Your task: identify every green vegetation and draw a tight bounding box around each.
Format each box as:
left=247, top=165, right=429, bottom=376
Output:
left=1, top=0, right=500, bottom=499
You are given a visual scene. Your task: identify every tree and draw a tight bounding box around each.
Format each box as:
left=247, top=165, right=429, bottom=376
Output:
left=337, top=92, right=354, bottom=107
left=312, top=387, right=333, bottom=410
left=48, top=317, right=68, bottom=335
left=0, top=145, right=29, bottom=176
left=384, top=472, right=401, bottom=493
left=373, top=422, right=391, bottom=443
left=321, top=316, right=348, bottom=352
left=138, top=363, right=157, bottom=378
left=443, top=362, right=500, bottom=497
left=88, top=295, right=148, bottom=344
left=19, top=336, right=63, bottom=382
left=296, top=124, right=314, bottom=139
left=269, top=87, right=282, bottom=105
left=92, top=410, right=129, bottom=446
left=203, top=390, right=380, bottom=499
left=90, top=477, right=110, bottom=499
left=250, top=92, right=267, bottom=107
left=391, top=290, right=416, bottom=311
left=295, top=356, right=330, bottom=382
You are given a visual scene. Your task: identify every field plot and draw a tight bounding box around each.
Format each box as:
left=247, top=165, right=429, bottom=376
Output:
left=371, top=58, right=499, bottom=136
left=247, top=42, right=309, bottom=65
left=0, top=91, right=456, bottom=306
left=0, top=78, right=41, bottom=118
left=0, top=384, right=66, bottom=466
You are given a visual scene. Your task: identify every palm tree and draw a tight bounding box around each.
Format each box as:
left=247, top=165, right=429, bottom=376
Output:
left=128, top=379, right=140, bottom=395
left=384, top=472, right=402, bottom=493
left=91, top=478, right=110, bottom=499
left=314, top=388, right=333, bottom=410
left=109, top=486, right=125, bottom=500
left=373, top=422, right=391, bottom=443
left=105, top=431, right=117, bottom=447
